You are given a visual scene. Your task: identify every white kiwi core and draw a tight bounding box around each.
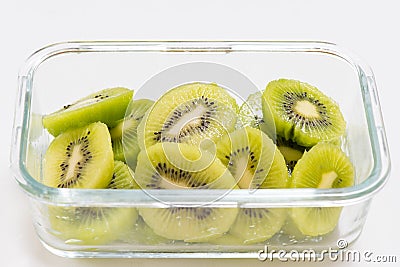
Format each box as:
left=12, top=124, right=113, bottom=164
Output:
left=294, top=100, right=320, bottom=118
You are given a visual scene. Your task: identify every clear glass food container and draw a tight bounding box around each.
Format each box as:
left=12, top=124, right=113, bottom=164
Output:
left=10, top=41, right=390, bottom=258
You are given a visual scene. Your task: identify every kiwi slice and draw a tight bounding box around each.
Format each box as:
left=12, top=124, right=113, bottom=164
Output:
left=216, top=127, right=288, bottom=189
left=262, top=79, right=346, bottom=147
left=43, top=122, right=114, bottom=189
left=120, top=216, right=172, bottom=245
left=135, top=142, right=239, bottom=242
left=43, top=87, right=134, bottom=136
left=238, top=91, right=274, bottom=137
left=110, top=99, right=154, bottom=168
left=49, top=161, right=139, bottom=245
left=229, top=208, right=287, bottom=244
left=137, top=82, right=239, bottom=149
left=216, top=127, right=288, bottom=244
left=290, top=142, right=354, bottom=236
left=275, top=136, right=307, bottom=174
left=110, top=160, right=140, bottom=189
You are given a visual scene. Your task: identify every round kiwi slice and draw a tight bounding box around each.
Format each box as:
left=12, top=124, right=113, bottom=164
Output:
left=262, top=79, right=346, bottom=147
left=43, top=87, right=134, bottom=136
left=135, top=142, right=239, bottom=242
left=49, top=161, right=139, bottom=245
left=216, top=127, right=288, bottom=244
left=137, top=82, right=239, bottom=149
left=110, top=99, right=154, bottom=168
left=43, top=122, right=114, bottom=189
left=216, top=127, right=288, bottom=189
left=290, top=142, right=354, bottom=236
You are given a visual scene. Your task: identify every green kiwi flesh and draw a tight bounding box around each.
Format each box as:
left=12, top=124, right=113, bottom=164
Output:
left=137, top=82, right=239, bottom=149
left=216, top=127, right=288, bottom=189
left=290, top=142, right=354, bottom=236
left=229, top=208, right=287, bottom=244
left=262, top=79, right=346, bottom=147
left=135, top=142, right=239, bottom=241
left=43, top=122, right=114, bottom=189
left=275, top=136, right=307, bottom=174
left=49, top=160, right=139, bottom=245
left=110, top=99, right=154, bottom=168
left=110, top=160, right=140, bottom=189
left=43, top=87, right=134, bottom=136
left=216, top=127, right=288, bottom=244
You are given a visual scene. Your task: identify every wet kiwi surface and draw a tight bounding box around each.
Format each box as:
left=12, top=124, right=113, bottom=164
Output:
left=49, top=160, right=139, bottom=245
left=110, top=99, right=154, bottom=169
left=137, top=82, right=239, bottom=149
left=43, top=122, right=114, bottom=189
left=289, top=142, right=354, bottom=236
left=43, top=87, right=134, bottom=136
left=262, top=79, right=346, bottom=147
left=41, top=78, right=354, bottom=246
left=135, top=142, right=239, bottom=242
left=216, top=127, right=288, bottom=244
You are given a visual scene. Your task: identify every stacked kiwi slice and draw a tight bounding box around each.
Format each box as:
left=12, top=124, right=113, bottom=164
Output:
left=260, top=78, right=354, bottom=237
left=42, top=78, right=354, bottom=245
left=215, top=127, right=288, bottom=244
left=42, top=87, right=142, bottom=245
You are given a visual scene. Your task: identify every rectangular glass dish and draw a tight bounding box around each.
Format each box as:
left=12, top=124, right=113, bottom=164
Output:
left=11, top=41, right=390, bottom=258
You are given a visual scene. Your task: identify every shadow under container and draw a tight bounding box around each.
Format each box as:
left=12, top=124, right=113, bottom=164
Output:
left=11, top=41, right=390, bottom=258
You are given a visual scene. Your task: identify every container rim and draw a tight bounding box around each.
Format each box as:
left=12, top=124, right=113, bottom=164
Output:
left=10, top=41, right=391, bottom=207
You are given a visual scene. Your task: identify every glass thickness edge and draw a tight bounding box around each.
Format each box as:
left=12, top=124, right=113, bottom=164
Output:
left=12, top=41, right=391, bottom=207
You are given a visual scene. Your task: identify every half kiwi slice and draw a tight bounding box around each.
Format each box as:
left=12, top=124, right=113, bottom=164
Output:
left=262, top=79, right=346, bottom=147
left=43, top=122, right=114, bottom=189
left=290, top=142, right=354, bottom=236
left=135, top=142, right=239, bottom=242
left=49, top=161, right=139, bottom=245
left=110, top=99, right=154, bottom=168
left=137, top=82, right=239, bottom=149
left=216, top=127, right=288, bottom=244
left=43, top=87, right=134, bottom=136
left=275, top=135, right=307, bottom=174
left=216, top=127, right=288, bottom=189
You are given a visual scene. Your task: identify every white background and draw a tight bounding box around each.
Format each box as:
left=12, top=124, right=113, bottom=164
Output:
left=1, top=1, right=399, bottom=266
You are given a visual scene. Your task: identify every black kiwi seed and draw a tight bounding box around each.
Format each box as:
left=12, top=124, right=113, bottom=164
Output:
left=57, top=134, right=92, bottom=188
left=282, top=91, right=332, bottom=128
left=169, top=207, right=213, bottom=220
left=146, top=163, right=207, bottom=189
left=243, top=208, right=268, bottom=219
left=225, top=146, right=258, bottom=170
left=153, top=97, right=218, bottom=143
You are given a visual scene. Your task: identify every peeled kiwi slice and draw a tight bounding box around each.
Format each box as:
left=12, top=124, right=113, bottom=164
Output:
left=216, top=127, right=288, bottom=244
left=135, top=142, right=239, bottom=242
left=216, top=127, right=288, bottom=189
left=110, top=99, right=154, bottom=168
left=290, top=142, right=354, bottom=236
left=137, top=82, right=239, bottom=149
left=262, top=79, right=346, bottom=147
left=43, top=87, right=134, bottom=136
left=49, top=161, right=139, bottom=245
left=229, top=208, right=288, bottom=244
left=43, top=122, right=114, bottom=189
left=110, top=160, right=140, bottom=189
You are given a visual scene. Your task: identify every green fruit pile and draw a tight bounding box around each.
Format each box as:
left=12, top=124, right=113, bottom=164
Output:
left=42, top=79, right=354, bottom=245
